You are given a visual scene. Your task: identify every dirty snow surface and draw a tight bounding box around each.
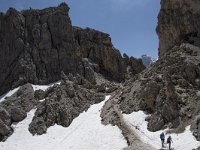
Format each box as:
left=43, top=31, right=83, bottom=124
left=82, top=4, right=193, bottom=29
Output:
left=0, top=95, right=127, bottom=150
left=124, top=111, right=200, bottom=150
left=0, top=81, right=61, bottom=103
left=32, top=81, right=61, bottom=91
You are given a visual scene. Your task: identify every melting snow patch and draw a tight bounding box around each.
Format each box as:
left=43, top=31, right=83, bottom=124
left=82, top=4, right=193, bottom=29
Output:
left=123, top=111, right=200, bottom=150
left=39, top=99, right=45, bottom=102
left=32, top=81, right=61, bottom=91
left=0, top=81, right=61, bottom=103
left=0, top=95, right=127, bottom=150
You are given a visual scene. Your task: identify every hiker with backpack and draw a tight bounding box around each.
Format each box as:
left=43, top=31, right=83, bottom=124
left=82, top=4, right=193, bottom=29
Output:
left=167, top=136, right=173, bottom=149
left=160, top=132, right=165, bottom=148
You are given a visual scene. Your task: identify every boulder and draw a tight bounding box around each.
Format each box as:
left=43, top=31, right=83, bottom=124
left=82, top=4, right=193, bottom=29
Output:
left=0, top=2, right=146, bottom=96
left=97, top=83, right=106, bottom=93
left=34, top=89, right=46, bottom=100
left=0, top=84, right=35, bottom=140
left=2, top=83, right=36, bottom=112
left=0, top=119, right=11, bottom=137
left=0, top=106, right=11, bottom=126
left=65, top=81, right=75, bottom=98
left=147, top=114, right=165, bottom=132
left=29, top=117, right=47, bottom=135
left=85, top=66, right=96, bottom=84
left=10, top=107, right=27, bottom=122
left=140, top=81, right=160, bottom=112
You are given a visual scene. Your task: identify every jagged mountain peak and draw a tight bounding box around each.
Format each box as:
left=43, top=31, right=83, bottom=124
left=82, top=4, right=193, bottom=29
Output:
left=141, top=54, right=157, bottom=67
left=0, top=3, right=145, bottom=96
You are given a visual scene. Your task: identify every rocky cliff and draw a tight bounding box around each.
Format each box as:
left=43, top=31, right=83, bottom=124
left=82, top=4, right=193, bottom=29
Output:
left=0, top=3, right=145, bottom=96
left=0, top=3, right=79, bottom=96
left=0, top=3, right=145, bottom=141
left=157, top=0, right=200, bottom=57
left=120, top=43, right=200, bottom=133
left=73, top=27, right=124, bottom=81
left=118, top=0, right=200, bottom=141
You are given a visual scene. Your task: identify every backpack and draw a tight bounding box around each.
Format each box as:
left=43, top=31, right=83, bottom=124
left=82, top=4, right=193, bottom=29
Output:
left=167, top=137, right=171, bottom=143
left=160, top=133, right=164, bottom=140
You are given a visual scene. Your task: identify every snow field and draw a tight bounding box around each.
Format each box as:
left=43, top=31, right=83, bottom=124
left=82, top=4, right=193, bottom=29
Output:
left=123, top=111, right=200, bottom=150
left=0, top=95, right=127, bottom=150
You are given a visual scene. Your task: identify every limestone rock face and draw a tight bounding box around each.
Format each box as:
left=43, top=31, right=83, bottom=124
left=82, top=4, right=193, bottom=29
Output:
left=73, top=27, right=125, bottom=81
left=0, top=3, right=79, bottom=96
left=157, top=0, right=200, bottom=57
left=0, top=3, right=145, bottom=96
left=120, top=44, right=200, bottom=132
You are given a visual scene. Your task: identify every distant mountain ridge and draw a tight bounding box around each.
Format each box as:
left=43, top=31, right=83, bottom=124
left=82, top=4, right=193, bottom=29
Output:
left=141, top=54, right=157, bottom=67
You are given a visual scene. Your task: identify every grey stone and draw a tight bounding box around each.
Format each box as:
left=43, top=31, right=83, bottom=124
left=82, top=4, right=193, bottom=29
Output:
left=0, top=106, right=11, bottom=126
left=34, top=89, right=46, bottom=100
left=85, top=66, right=96, bottom=84
left=0, top=84, right=36, bottom=140
left=65, top=81, right=75, bottom=98
left=28, top=74, right=104, bottom=135
left=0, top=119, right=11, bottom=137
left=29, top=117, right=47, bottom=135
left=147, top=114, right=165, bottom=132
left=10, top=107, right=27, bottom=122
left=97, top=84, right=106, bottom=93
left=106, top=86, right=118, bottom=93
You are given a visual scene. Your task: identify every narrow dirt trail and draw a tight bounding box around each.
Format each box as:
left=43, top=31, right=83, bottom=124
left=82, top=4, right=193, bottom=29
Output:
left=101, top=91, right=156, bottom=150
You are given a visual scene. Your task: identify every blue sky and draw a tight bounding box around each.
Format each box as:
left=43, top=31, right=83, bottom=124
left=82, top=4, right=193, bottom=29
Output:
left=0, top=0, right=160, bottom=58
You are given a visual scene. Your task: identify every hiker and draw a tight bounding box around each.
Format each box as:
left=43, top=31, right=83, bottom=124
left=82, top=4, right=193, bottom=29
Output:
left=160, top=132, right=165, bottom=148
left=167, top=136, right=173, bottom=149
